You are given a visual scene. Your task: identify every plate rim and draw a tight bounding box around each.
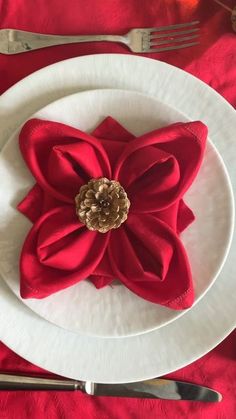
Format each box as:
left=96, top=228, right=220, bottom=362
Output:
left=0, top=87, right=234, bottom=339
left=0, top=54, right=235, bottom=383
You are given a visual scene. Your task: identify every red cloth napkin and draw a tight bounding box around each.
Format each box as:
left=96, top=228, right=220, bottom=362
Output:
left=0, top=0, right=236, bottom=418
left=18, top=117, right=207, bottom=308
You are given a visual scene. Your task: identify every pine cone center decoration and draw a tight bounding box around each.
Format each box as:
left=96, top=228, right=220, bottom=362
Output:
left=75, top=178, right=130, bottom=233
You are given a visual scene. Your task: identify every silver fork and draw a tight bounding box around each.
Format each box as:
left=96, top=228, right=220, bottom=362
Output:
left=0, top=21, right=200, bottom=55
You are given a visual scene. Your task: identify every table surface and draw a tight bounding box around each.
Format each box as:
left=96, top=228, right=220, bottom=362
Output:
left=0, top=0, right=236, bottom=418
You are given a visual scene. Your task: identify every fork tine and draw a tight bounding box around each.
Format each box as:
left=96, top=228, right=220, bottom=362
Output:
left=150, top=27, right=199, bottom=40
left=146, top=41, right=199, bottom=54
left=145, top=20, right=199, bottom=33
left=150, top=34, right=199, bottom=47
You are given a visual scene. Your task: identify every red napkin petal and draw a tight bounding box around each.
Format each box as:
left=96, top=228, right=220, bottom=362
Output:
left=156, top=199, right=195, bottom=233
left=90, top=199, right=194, bottom=289
left=17, top=185, right=63, bottom=223
left=19, top=118, right=111, bottom=203
left=92, top=116, right=135, bottom=143
left=108, top=213, right=193, bottom=309
left=20, top=206, right=109, bottom=298
left=18, top=117, right=205, bottom=308
left=90, top=252, right=115, bottom=289
left=114, top=121, right=207, bottom=212
left=91, top=117, right=135, bottom=167
left=17, top=184, right=44, bottom=223
left=17, top=118, right=132, bottom=223
left=17, top=118, right=129, bottom=222
left=176, top=199, right=195, bottom=234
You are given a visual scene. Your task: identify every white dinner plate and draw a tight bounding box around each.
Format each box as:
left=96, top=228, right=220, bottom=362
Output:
left=0, top=55, right=235, bottom=383
left=0, top=89, right=233, bottom=339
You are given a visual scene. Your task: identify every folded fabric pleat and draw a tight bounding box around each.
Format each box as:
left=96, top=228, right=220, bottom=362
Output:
left=18, top=116, right=207, bottom=308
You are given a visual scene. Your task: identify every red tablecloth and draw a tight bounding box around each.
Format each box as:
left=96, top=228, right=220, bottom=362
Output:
left=0, top=1, right=236, bottom=418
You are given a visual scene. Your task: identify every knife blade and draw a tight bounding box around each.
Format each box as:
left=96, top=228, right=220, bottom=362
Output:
left=87, top=379, right=222, bottom=402
left=0, top=374, right=222, bottom=401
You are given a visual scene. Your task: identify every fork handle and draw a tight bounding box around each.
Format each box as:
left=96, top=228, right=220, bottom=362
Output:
left=0, top=29, right=128, bottom=54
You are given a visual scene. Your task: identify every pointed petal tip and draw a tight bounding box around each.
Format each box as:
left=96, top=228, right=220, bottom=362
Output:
left=166, top=287, right=194, bottom=310
left=20, top=118, right=42, bottom=133
left=20, top=283, right=34, bottom=299
left=185, top=121, right=208, bottom=142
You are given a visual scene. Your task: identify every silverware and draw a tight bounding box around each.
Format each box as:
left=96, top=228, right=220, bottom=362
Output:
left=0, top=21, right=200, bottom=55
left=212, top=0, right=236, bottom=32
left=0, top=373, right=222, bottom=402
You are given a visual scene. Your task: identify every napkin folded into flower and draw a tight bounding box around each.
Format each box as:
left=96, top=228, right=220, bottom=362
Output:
left=18, top=116, right=207, bottom=309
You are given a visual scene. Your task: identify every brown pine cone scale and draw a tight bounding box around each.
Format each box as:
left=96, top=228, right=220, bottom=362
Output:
left=75, top=178, right=130, bottom=233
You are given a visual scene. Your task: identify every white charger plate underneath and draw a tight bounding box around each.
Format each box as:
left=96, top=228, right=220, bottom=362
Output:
left=0, top=89, right=233, bottom=338
left=0, top=54, right=235, bottom=383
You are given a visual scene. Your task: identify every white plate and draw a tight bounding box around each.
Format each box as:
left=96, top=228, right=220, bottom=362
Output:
left=0, top=89, right=233, bottom=339
left=0, top=55, right=235, bottom=383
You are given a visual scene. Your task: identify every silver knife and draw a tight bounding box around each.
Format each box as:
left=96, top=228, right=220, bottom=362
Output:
left=0, top=374, right=222, bottom=402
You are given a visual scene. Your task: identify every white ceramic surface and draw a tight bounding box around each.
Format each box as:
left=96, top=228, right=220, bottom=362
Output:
left=0, top=55, right=235, bottom=383
left=0, top=89, right=233, bottom=339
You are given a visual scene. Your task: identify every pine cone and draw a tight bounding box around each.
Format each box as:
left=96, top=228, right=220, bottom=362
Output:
left=75, top=178, right=130, bottom=233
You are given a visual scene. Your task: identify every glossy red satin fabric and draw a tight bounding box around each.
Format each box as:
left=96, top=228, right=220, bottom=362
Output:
left=18, top=118, right=207, bottom=308
left=0, top=0, right=235, bottom=417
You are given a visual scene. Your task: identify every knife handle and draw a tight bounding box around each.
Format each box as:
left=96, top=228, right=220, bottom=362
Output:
left=0, top=373, right=80, bottom=391
left=0, top=374, right=222, bottom=402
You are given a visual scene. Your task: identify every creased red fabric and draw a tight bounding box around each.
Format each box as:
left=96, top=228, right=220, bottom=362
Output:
left=0, top=0, right=236, bottom=418
left=18, top=117, right=207, bottom=308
